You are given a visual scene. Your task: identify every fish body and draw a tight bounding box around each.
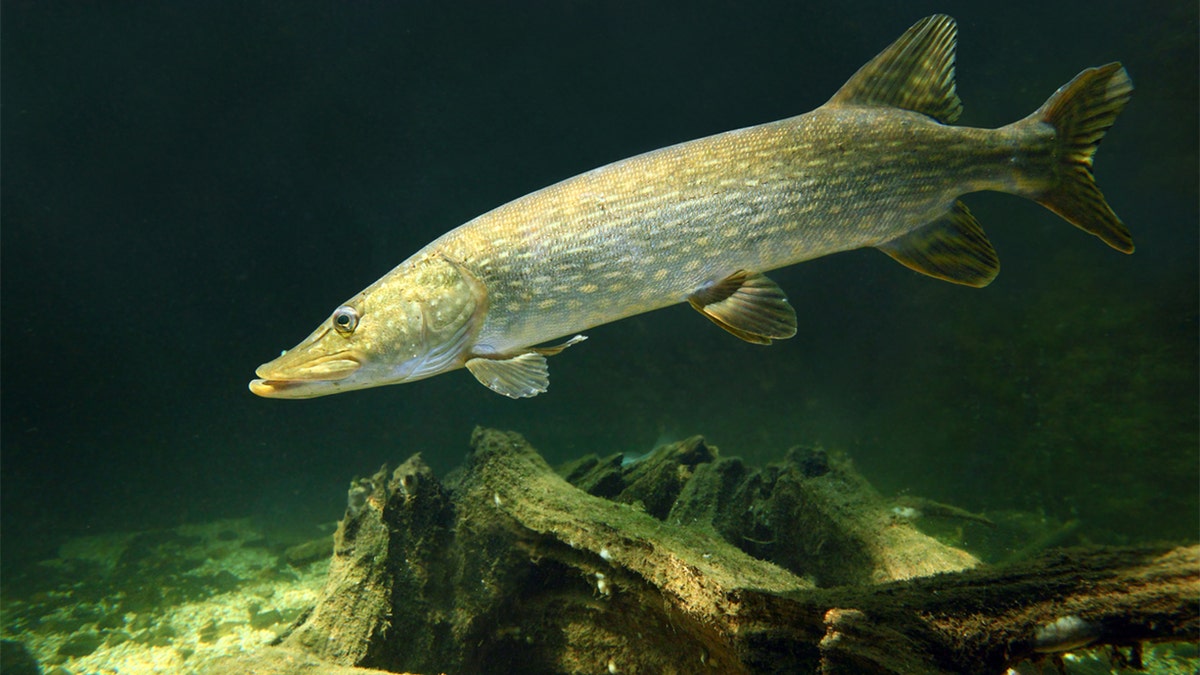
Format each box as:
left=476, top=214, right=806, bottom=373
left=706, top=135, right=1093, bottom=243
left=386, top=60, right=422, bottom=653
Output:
left=250, top=15, right=1133, bottom=399
left=434, top=107, right=1022, bottom=354
left=893, top=495, right=997, bottom=528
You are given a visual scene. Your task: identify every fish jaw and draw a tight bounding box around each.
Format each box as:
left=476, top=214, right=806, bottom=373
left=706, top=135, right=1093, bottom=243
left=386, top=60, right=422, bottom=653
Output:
left=249, top=377, right=353, bottom=399
left=249, top=335, right=366, bottom=399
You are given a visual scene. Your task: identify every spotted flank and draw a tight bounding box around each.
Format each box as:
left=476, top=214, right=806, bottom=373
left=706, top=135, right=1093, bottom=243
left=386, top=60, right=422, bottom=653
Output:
left=250, top=14, right=1133, bottom=400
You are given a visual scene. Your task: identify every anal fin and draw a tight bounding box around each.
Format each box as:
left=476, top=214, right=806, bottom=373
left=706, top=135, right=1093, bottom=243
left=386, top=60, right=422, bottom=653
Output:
left=688, top=271, right=797, bottom=344
left=877, top=201, right=999, bottom=287
left=466, top=335, right=586, bottom=398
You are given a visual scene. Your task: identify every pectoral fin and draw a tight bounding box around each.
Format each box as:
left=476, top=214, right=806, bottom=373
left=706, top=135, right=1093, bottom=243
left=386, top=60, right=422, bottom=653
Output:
left=688, top=271, right=797, bottom=344
left=466, top=335, right=586, bottom=398
left=877, top=200, right=999, bottom=287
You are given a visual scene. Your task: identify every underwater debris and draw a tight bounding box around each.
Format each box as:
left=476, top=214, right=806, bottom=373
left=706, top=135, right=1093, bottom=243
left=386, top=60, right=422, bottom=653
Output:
left=566, top=436, right=979, bottom=586
left=1033, top=614, right=1100, bottom=653
left=193, top=428, right=1198, bottom=675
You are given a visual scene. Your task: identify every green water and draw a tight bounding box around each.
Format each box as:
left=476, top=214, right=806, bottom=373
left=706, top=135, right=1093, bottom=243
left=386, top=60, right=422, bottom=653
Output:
left=1, top=1, right=1196, bottom=671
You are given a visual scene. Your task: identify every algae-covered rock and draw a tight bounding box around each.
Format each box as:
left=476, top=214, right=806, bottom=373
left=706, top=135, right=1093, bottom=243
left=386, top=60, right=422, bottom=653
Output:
left=282, top=454, right=453, bottom=669
left=217, top=428, right=1196, bottom=675
left=268, top=428, right=979, bottom=672
left=566, top=437, right=979, bottom=586
left=278, top=429, right=813, bottom=674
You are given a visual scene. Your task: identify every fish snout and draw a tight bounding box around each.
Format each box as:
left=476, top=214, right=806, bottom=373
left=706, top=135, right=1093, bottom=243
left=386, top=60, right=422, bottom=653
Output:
left=248, top=351, right=363, bottom=399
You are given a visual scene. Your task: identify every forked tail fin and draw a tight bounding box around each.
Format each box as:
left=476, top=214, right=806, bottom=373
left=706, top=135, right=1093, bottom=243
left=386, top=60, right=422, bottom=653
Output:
left=1032, top=63, right=1134, bottom=253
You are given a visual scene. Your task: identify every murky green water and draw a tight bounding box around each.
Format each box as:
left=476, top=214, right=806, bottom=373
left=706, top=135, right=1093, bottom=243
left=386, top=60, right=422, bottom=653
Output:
left=3, top=2, right=1195, bottom=672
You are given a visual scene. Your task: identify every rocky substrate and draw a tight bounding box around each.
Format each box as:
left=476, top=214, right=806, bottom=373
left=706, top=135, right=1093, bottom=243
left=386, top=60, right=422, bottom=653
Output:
left=4, top=429, right=1194, bottom=674
left=0, top=517, right=332, bottom=674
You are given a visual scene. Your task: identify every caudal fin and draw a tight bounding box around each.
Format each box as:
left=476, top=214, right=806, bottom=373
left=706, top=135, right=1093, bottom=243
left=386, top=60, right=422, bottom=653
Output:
left=1033, top=63, right=1134, bottom=253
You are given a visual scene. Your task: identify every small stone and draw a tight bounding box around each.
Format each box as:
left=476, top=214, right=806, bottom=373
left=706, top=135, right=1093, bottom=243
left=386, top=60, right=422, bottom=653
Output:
left=256, top=567, right=298, bottom=584
left=198, top=620, right=219, bottom=643
left=283, top=537, right=333, bottom=567
left=129, top=613, right=154, bottom=631
left=250, top=608, right=283, bottom=630
left=139, top=623, right=177, bottom=647
left=204, top=570, right=242, bottom=594
left=40, top=616, right=86, bottom=634
left=96, top=613, right=124, bottom=630
left=57, top=630, right=103, bottom=658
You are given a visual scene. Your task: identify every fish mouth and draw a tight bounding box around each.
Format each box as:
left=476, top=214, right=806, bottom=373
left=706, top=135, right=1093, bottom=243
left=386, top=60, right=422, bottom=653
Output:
left=249, top=378, right=327, bottom=399
left=249, top=353, right=363, bottom=399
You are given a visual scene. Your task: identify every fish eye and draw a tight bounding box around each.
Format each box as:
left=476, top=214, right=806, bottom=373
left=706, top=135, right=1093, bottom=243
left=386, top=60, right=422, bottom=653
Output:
left=332, top=306, right=359, bottom=335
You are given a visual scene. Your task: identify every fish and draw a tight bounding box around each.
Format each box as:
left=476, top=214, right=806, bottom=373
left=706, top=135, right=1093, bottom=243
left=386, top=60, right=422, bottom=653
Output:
left=249, top=14, right=1133, bottom=400
left=892, top=495, right=997, bottom=528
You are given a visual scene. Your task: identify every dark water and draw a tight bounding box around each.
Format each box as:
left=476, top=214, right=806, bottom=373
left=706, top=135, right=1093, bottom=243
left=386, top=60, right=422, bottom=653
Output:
left=2, top=0, right=1196, bottom=576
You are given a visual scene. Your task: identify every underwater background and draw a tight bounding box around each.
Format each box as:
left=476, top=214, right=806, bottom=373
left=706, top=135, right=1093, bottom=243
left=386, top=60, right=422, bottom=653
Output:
left=2, top=0, right=1195, bottom=623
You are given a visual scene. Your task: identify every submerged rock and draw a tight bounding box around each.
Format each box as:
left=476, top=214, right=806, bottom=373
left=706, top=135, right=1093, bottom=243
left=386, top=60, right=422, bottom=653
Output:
left=197, top=428, right=1198, bottom=675
left=231, top=428, right=967, bottom=673
left=567, top=435, right=978, bottom=586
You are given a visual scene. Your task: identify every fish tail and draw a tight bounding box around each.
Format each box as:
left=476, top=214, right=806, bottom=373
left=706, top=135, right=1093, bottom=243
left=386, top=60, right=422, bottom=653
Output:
left=1030, top=63, right=1134, bottom=253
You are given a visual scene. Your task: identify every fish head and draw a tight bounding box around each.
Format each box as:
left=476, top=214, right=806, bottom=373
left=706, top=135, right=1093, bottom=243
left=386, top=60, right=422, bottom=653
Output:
left=249, top=253, right=486, bottom=399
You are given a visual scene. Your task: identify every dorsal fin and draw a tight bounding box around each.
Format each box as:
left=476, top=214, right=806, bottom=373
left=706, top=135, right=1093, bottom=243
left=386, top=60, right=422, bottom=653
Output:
left=827, top=14, right=962, bottom=124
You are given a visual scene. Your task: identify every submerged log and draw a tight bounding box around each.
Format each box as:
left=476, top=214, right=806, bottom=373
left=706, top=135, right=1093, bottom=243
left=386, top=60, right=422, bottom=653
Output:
left=562, top=436, right=980, bottom=586
left=198, top=428, right=1199, bottom=675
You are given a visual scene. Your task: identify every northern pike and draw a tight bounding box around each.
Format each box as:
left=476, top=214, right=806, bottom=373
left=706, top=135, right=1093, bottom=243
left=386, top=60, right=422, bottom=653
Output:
left=250, top=15, right=1133, bottom=400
